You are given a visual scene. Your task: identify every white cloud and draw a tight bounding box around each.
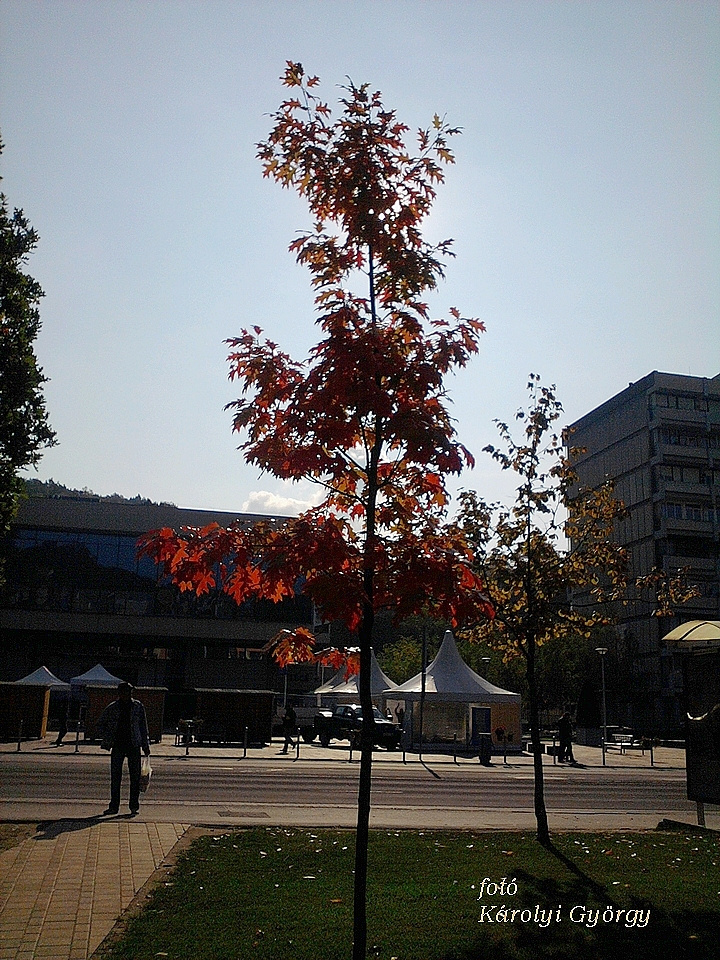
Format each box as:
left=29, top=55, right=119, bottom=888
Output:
left=242, top=488, right=322, bottom=517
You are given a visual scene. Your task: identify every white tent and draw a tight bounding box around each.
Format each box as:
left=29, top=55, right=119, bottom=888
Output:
left=390, top=631, right=521, bottom=752
left=394, top=631, right=519, bottom=703
left=316, top=649, right=398, bottom=699
left=15, top=666, right=70, bottom=691
left=70, top=663, right=123, bottom=696
left=314, top=665, right=353, bottom=696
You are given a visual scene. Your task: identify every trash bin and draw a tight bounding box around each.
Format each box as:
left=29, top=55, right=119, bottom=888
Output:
left=479, top=732, right=492, bottom=765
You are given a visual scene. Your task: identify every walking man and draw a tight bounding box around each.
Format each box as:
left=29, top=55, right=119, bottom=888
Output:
left=558, top=711, right=575, bottom=764
left=281, top=704, right=297, bottom=754
left=98, top=682, right=150, bottom=815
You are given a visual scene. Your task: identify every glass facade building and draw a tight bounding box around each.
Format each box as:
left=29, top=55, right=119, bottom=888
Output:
left=0, top=497, right=313, bottom=707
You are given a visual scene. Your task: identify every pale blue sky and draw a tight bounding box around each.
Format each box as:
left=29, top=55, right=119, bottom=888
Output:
left=2, top=1, right=718, bottom=516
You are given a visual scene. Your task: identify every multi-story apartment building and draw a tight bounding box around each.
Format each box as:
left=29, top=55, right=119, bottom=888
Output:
left=0, top=495, right=314, bottom=722
left=568, top=371, right=720, bottom=735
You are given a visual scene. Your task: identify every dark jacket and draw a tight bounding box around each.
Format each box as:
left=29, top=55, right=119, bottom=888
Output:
left=98, top=698, right=150, bottom=752
left=558, top=714, right=573, bottom=742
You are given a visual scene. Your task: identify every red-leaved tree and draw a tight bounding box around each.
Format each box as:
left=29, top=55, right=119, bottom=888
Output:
left=139, top=62, right=493, bottom=959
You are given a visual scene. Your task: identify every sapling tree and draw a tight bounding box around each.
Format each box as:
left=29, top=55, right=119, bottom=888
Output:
left=458, top=376, right=627, bottom=845
left=140, top=64, right=492, bottom=958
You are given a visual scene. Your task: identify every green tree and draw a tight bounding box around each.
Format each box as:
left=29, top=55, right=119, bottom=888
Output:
left=458, top=376, right=627, bottom=846
left=378, top=616, right=447, bottom=684
left=0, top=141, right=56, bottom=582
left=530, top=627, right=607, bottom=718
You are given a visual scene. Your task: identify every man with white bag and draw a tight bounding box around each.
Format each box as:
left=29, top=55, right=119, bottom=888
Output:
left=97, top=682, right=151, bottom=816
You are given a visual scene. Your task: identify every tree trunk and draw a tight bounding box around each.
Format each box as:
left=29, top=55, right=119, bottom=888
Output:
left=526, top=635, right=550, bottom=846
left=353, top=609, right=374, bottom=960
left=351, top=240, right=383, bottom=959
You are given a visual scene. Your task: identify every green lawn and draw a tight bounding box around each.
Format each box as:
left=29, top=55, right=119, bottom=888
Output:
left=97, top=828, right=719, bottom=960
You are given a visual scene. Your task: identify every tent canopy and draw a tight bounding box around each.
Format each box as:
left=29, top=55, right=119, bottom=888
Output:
left=70, top=664, right=123, bottom=688
left=315, top=649, right=398, bottom=696
left=314, top=666, right=352, bottom=696
left=391, top=631, right=520, bottom=703
left=663, top=620, right=720, bottom=649
left=15, top=666, right=70, bottom=691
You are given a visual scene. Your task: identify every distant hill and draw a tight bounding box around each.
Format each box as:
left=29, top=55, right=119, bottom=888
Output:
left=23, top=478, right=174, bottom=507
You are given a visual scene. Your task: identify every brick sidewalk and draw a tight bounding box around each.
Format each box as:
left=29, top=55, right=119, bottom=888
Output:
left=0, top=820, right=188, bottom=960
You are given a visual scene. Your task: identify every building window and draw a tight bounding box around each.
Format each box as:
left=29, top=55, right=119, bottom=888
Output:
left=660, top=503, right=714, bottom=523
left=656, top=394, right=709, bottom=413
left=659, top=427, right=705, bottom=448
left=668, top=536, right=717, bottom=559
left=143, top=647, right=170, bottom=660
left=658, top=464, right=709, bottom=484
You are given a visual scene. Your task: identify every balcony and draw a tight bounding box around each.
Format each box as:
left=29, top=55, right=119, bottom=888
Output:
left=664, top=517, right=714, bottom=535
left=662, top=555, right=717, bottom=573
left=655, top=443, right=711, bottom=462
left=651, top=407, right=709, bottom=427
left=659, top=480, right=715, bottom=498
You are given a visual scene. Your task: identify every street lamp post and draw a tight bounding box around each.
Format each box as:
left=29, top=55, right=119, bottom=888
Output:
left=419, top=625, right=427, bottom=763
left=596, top=647, right=608, bottom=766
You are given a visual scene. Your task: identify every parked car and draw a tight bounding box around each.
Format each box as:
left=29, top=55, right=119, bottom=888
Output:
left=314, top=703, right=400, bottom=750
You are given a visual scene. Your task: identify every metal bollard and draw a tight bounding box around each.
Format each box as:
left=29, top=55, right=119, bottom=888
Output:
left=243, top=726, right=248, bottom=758
left=16, top=719, right=23, bottom=753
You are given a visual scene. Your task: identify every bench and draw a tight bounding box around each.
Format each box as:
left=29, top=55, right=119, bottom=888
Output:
left=612, top=733, right=651, bottom=754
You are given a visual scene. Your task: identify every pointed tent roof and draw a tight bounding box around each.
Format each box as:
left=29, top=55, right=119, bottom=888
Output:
left=70, top=664, right=123, bottom=688
left=330, top=652, right=398, bottom=697
left=392, top=630, right=520, bottom=703
left=15, top=666, right=70, bottom=690
left=314, top=649, right=398, bottom=696
left=314, top=666, right=352, bottom=695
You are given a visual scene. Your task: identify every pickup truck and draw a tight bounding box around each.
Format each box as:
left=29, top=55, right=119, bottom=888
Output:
left=314, top=703, right=401, bottom=750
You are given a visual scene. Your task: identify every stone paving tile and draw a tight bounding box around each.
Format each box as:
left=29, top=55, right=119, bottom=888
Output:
left=0, top=822, right=189, bottom=960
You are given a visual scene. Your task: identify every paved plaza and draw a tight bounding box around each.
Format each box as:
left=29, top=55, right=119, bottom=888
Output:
left=0, top=736, right=715, bottom=959
left=0, top=819, right=188, bottom=960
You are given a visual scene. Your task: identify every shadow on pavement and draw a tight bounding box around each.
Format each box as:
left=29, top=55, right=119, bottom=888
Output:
left=35, top=815, right=108, bottom=840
